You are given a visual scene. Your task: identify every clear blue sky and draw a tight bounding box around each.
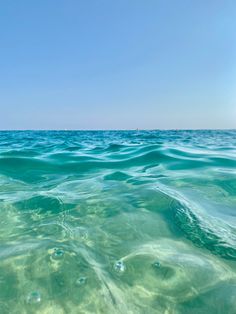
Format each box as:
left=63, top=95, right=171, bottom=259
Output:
left=0, top=0, right=235, bottom=130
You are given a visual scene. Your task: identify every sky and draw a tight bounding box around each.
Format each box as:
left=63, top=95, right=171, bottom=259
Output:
left=0, top=0, right=235, bottom=130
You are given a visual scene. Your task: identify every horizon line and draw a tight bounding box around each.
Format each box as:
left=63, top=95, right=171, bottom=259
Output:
left=0, top=128, right=235, bottom=131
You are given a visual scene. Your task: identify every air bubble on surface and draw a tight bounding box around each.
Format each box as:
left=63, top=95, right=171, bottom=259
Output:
left=76, top=276, right=87, bottom=286
left=153, top=261, right=161, bottom=268
left=52, top=248, right=65, bottom=259
left=26, top=291, right=41, bottom=304
left=114, top=260, right=126, bottom=273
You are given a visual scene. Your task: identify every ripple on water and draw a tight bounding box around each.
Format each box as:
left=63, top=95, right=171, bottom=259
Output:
left=119, top=239, right=234, bottom=301
left=14, top=195, right=65, bottom=214
left=155, top=185, right=236, bottom=261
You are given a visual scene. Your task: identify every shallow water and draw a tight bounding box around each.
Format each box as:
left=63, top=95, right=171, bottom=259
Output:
left=0, top=130, right=236, bottom=313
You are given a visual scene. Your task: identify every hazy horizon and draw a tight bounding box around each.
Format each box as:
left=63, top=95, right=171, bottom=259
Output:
left=0, top=128, right=235, bottom=132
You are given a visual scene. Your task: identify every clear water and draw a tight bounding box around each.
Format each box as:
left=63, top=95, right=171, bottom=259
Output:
left=0, top=130, right=236, bottom=314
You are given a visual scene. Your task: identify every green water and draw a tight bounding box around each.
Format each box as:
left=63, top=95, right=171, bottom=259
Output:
left=0, top=130, right=236, bottom=313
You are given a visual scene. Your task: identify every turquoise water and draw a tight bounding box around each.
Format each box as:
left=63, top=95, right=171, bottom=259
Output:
left=0, top=130, right=236, bottom=313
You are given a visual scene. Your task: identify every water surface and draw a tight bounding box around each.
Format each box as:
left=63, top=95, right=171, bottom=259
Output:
left=0, top=130, right=236, bottom=313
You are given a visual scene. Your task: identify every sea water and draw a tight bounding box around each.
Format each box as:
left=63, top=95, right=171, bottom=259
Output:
left=0, top=130, right=235, bottom=313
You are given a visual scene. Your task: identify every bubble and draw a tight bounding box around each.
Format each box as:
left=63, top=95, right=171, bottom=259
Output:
left=52, top=248, right=65, bottom=259
left=153, top=261, right=161, bottom=268
left=26, top=291, right=41, bottom=304
left=114, top=260, right=126, bottom=273
left=76, top=276, right=87, bottom=286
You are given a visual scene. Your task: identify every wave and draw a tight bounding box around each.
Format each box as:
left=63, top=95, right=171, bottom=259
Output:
left=155, top=185, right=236, bottom=260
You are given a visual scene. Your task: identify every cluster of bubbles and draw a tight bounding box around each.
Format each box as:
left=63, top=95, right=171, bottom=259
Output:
left=26, top=247, right=91, bottom=306
left=25, top=242, right=164, bottom=308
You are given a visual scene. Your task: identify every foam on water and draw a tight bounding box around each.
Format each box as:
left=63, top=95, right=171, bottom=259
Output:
left=0, top=130, right=235, bottom=313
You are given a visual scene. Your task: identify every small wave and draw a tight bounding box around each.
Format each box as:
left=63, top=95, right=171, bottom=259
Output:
left=155, top=185, right=236, bottom=260
left=14, top=195, right=66, bottom=214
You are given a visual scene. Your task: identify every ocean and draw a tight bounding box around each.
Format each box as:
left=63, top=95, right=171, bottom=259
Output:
left=0, top=130, right=235, bottom=313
